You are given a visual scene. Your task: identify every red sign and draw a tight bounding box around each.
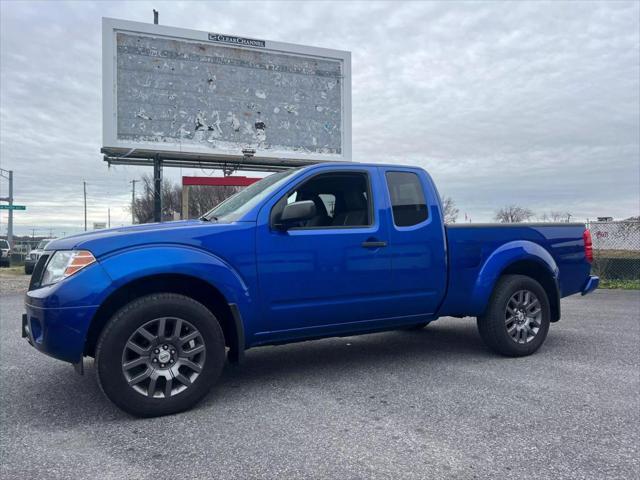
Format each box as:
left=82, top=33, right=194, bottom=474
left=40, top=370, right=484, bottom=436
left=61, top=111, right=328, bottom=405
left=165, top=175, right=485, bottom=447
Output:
left=182, top=176, right=260, bottom=187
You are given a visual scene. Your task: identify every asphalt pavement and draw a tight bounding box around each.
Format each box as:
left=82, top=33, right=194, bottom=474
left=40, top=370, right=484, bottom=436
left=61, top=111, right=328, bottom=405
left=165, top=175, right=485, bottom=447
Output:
left=0, top=288, right=638, bottom=479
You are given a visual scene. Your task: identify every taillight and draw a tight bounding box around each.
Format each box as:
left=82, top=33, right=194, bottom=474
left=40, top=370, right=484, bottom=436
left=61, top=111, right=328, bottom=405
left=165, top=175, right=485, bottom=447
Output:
left=583, top=229, right=593, bottom=263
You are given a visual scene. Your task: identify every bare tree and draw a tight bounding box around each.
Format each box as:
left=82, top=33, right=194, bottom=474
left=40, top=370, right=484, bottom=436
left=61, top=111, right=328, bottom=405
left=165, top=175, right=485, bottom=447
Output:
left=617, top=216, right=640, bottom=238
left=494, top=205, right=534, bottom=223
left=188, top=185, right=240, bottom=219
left=131, top=175, right=182, bottom=223
left=539, top=211, right=572, bottom=223
left=130, top=175, right=244, bottom=223
left=441, top=196, right=459, bottom=224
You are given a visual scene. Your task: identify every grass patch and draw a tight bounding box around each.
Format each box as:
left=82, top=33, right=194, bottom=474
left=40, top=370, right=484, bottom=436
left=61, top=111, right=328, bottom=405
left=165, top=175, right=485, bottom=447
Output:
left=599, top=279, right=640, bottom=290
left=594, top=249, right=640, bottom=259
left=0, top=266, right=25, bottom=276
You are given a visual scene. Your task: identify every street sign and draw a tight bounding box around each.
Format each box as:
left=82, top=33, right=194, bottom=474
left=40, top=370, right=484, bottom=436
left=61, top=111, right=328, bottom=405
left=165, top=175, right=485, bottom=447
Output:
left=0, top=205, right=26, bottom=210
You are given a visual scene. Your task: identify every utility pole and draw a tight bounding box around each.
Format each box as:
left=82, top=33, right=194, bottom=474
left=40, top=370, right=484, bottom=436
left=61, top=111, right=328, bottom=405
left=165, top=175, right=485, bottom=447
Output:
left=153, top=9, right=159, bottom=24
left=7, top=170, right=13, bottom=247
left=83, top=181, right=87, bottom=231
left=0, top=169, right=13, bottom=246
left=108, top=208, right=111, bottom=228
left=130, top=179, right=138, bottom=224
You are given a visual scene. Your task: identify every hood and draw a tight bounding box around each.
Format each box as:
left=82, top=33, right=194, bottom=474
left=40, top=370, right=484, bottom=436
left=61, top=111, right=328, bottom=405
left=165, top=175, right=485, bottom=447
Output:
left=46, top=219, right=247, bottom=258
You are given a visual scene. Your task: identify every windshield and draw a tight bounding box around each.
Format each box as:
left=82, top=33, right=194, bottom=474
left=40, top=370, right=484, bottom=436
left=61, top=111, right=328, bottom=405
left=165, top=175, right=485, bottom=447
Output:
left=0, top=240, right=8, bottom=249
left=202, top=169, right=299, bottom=222
left=37, top=240, right=51, bottom=249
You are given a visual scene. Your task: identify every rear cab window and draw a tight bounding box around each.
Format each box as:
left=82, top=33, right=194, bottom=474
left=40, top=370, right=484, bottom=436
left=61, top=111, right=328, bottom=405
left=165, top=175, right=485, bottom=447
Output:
left=385, top=171, right=428, bottom=227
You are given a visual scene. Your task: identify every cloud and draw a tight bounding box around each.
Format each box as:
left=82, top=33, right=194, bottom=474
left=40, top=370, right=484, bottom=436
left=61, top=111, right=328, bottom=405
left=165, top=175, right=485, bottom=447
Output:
left=0, top=0, right=638, bottom=235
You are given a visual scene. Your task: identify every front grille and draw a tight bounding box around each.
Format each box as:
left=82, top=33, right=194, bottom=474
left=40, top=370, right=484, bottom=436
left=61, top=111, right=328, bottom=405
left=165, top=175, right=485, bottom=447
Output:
left=28, top=254, right=50, bottom=291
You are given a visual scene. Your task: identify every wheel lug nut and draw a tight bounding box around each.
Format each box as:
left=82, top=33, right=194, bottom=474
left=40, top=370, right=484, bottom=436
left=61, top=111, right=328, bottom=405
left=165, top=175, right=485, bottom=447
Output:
left=160, top=363, right=165, bottom=368
left=153, top=358, right=158, bottom=363
left=169, top=359, right=174, bottom=363
left=163, top=345, right=168, bottom=350
left=170, top=350, right=175, bottom=354
left=154, top=349, right=159, bottom=354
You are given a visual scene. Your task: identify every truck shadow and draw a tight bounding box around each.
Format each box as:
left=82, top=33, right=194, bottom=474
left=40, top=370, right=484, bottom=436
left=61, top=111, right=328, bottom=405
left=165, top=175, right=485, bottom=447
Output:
left=211, top=319, right=492, bottom=394
left=16, top=318, right=560, bottom=423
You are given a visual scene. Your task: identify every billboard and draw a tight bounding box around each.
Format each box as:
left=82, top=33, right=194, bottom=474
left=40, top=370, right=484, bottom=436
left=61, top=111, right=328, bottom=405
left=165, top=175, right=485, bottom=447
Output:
left=102, top=18, right=351, bottom=164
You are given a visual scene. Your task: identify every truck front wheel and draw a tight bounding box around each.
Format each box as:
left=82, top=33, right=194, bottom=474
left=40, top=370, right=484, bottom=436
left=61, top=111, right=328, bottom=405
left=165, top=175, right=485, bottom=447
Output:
left=95, top=293, right=226, bottom=417
left=477, top=274, right=550, bottom=357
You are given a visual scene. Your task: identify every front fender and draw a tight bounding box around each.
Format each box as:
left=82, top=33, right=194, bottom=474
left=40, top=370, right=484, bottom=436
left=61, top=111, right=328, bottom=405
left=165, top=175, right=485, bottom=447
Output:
left=471, top=240, right=559, bottom=315
left=98, top=244, right=251, bottom=309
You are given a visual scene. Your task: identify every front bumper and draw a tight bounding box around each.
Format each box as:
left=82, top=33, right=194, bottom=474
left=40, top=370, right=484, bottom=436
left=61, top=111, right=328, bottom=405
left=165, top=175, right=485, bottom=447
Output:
left=22, top=302, right=98, bottom=363
left=22, top=261, right=112, bottom=364
left=581, top=275, right=599, bottom=296
left=22, top=303, right=97, bottom=363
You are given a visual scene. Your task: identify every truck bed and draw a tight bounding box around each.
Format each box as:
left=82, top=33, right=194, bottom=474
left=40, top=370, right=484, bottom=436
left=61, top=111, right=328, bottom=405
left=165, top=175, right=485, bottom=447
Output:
left=439, top=223, right=591, bottom=318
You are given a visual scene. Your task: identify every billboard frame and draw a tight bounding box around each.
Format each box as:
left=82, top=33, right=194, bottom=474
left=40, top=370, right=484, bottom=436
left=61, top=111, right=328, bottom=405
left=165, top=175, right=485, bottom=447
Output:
left=101, top=17, right=352, bottom=166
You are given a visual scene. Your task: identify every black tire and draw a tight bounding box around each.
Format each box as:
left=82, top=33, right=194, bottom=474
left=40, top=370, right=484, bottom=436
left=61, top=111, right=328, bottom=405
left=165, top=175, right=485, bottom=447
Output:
left=24, top=264, right=34, bottom=275
left=96, top=293, right=225, bottom=417
left=477, top=274, right=550, bottom=357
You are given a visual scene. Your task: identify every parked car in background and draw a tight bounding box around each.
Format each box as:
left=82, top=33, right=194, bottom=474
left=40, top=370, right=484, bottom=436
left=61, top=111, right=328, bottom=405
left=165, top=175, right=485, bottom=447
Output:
left=24, top=239, right=56, bottom=274
left=0, top=239, right=10, bottom=267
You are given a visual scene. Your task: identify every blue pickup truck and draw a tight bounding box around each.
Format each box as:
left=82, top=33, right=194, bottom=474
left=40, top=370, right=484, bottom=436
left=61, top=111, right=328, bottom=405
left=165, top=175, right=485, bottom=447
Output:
left=23, top=163, right=598, bottom=416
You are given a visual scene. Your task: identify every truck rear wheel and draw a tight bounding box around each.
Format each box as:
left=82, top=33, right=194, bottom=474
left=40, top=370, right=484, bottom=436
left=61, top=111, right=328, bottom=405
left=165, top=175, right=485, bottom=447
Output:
left=477, top=274, right=550, bottom=357
left=95, top=293, right=225, bottom=417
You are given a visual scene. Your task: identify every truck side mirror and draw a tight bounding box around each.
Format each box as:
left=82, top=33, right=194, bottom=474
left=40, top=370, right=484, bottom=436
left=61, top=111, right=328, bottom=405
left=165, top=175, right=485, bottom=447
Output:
left=277, top=200, right=316, bottom=229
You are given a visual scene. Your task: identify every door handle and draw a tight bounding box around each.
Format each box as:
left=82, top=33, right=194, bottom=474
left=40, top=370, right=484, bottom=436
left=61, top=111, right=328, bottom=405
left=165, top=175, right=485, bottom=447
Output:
left=361, top=240, right=387, bottom=248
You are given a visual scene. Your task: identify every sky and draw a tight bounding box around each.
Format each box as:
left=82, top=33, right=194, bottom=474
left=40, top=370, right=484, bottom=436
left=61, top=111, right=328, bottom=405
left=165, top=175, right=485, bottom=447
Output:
left=1, top=0, right=639, bottom=236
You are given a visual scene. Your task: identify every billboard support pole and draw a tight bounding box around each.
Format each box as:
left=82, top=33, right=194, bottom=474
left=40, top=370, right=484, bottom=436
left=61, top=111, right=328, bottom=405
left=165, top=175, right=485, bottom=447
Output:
left=153, top=154, right=163, bottom=222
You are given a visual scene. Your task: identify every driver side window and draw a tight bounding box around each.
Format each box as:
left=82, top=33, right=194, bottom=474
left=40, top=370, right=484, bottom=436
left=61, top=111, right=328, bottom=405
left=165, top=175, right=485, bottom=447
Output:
left=271, top=172, right=372, bottom=229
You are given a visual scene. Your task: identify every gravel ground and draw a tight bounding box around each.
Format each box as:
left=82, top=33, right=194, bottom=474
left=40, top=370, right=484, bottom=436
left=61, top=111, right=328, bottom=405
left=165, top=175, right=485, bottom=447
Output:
left=0, top=288, right=638, bottom=479
left=0, top=270, right=30, bottom=294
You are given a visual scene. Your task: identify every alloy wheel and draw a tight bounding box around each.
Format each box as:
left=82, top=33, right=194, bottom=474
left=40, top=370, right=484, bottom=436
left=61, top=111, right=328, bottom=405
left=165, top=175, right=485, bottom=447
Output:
left=505, top=290, right=542, bottom=344
left=121, top=317, right=206, bottom=398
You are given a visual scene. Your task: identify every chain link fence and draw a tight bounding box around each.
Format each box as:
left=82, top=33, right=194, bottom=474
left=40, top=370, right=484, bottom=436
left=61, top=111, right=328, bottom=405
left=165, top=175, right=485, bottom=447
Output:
left=586, top=221, right=640, bottom=281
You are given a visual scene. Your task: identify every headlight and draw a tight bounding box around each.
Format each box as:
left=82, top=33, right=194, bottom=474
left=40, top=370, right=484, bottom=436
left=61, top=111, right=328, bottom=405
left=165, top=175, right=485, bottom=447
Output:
left=41, top=250, right=96, bottom=285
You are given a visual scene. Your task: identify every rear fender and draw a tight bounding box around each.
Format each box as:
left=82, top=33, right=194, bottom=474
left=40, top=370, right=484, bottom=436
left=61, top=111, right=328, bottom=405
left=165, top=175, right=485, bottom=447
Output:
left=471, top=240, right=559, bottom=315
